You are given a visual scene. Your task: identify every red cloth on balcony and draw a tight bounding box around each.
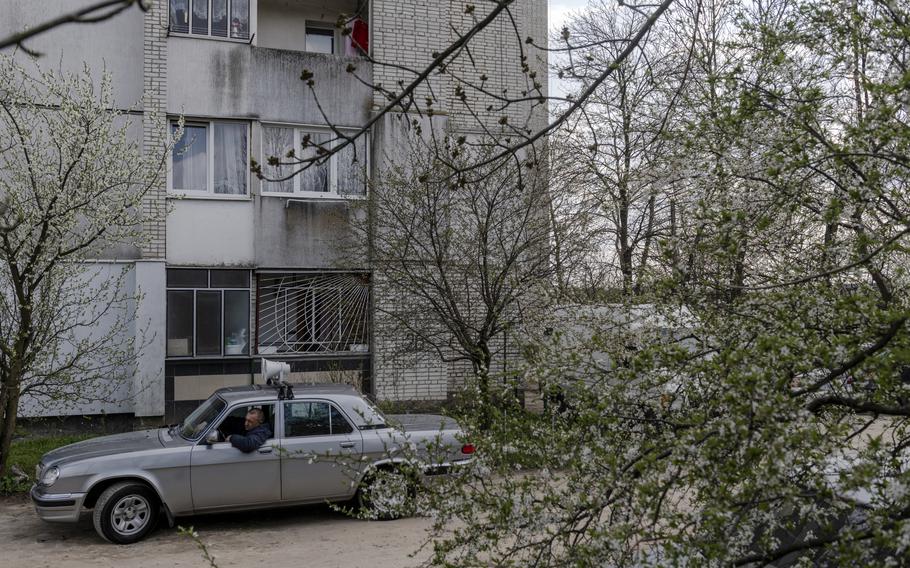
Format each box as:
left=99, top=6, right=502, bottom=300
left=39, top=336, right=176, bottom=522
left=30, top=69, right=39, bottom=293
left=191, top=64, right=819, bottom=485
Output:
left=351, top=18, right=368, bottom=54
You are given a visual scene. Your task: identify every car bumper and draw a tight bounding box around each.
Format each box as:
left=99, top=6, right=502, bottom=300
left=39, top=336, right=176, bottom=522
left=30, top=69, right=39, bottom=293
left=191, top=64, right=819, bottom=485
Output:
left=422, top=457, right=473, bottom=477
left=30, top=485, right=86, bottom=523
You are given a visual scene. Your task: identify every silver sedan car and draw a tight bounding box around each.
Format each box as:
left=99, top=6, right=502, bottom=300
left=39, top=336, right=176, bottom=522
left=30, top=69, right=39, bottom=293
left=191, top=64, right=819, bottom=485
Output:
left=31, top=383, right=473, bottom=543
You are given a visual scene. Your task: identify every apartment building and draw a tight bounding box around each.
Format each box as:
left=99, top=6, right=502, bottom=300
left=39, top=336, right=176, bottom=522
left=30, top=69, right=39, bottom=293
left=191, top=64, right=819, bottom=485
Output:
left=1, top=0, right=547, bottom=423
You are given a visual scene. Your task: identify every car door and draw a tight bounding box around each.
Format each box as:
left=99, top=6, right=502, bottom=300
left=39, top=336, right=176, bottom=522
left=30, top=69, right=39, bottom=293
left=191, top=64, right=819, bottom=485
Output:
left=190, top=402, right=281, bottom=511
left=280, top=399, right=364, bottom=502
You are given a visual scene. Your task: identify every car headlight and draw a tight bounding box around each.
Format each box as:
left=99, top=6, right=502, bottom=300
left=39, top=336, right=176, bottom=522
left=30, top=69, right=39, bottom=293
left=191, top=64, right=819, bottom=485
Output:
left=40, top=466, right=59, bottom=487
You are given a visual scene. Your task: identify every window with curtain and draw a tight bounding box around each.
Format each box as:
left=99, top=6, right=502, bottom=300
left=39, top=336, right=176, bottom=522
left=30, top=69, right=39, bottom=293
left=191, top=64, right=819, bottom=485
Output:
left=172, top=124, right=208, bottom=192
left=260, top=125, right=368, bottom=198
left=299, top=131, right=330, bottom=193
left=262, top=126, right=294, bottom=194
left=213, top=122, right=248, bottom=195
left=170, top=120, right=249, bottom=196
left=169, top=0, right=249, bottom=40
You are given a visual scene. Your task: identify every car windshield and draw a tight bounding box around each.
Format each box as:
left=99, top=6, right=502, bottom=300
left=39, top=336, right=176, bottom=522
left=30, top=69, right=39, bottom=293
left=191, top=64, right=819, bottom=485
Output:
left=178, top=395, right=226, bottom=440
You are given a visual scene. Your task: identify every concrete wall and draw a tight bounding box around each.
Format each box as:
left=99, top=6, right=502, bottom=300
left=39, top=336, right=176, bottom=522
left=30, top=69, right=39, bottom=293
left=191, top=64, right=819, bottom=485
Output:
left=167, top=200, right=257, bottom=266
left=133, top=261, right=167, bottom=416
left=167, top=40, right=372, bottom=126
left=0, top=0, right=145, bottom=107
left=164, top=37, right=373, bottom=270
left=17, top=260, right=167, bottom=418
left=18, top=263, right=138, bottom=418
left=254, top=197, right=365, bottom=269
left=258, top=0, right=310, bottom=52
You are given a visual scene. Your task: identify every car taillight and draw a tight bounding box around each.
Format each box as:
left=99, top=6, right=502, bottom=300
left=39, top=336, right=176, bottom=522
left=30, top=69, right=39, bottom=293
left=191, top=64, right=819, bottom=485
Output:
left=461, top=443, right=475, bottom=455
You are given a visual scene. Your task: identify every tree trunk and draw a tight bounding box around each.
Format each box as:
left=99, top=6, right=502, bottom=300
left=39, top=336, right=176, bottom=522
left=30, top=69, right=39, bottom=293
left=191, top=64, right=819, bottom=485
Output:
left=634, top=194, right=656, bottom=296
left=472, top=342, right=494, bottom=431
left=729, top=235, right=747, bottom=301
left=619, top=78, right=633, bottom=297
left=0, top=378, right=20, bottom=477
left=548, top=193, right=567, bottom=302
left=669, top=198, right=683, bottom=283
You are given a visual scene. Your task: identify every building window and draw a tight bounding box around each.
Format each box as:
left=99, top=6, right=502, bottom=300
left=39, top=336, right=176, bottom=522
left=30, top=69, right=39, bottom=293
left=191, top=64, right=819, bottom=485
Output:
left=170, top=0, right=250, bottom=40
left=261, top=125, right=367, bottom=198
left=305, top=25, right=335, bottom=54
left=170, top=121, right=249, bottom=197
left=167, top=269, right=251, bottom=358
left=257, top=273, right=370, bottom=355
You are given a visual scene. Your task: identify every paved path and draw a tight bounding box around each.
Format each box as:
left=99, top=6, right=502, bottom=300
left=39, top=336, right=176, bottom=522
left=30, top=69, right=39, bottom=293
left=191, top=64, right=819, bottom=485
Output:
left=0, top=495, right=435, bottom=567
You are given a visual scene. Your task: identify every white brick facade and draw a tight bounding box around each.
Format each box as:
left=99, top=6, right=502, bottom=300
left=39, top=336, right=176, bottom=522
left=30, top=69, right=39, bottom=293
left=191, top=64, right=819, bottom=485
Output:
left=141, top=0, right=168, bottom=260
left=370, top=0, right=548, bottom=401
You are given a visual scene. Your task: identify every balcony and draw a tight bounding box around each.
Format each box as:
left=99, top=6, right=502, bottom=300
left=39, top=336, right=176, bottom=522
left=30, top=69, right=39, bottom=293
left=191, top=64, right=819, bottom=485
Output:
left=167, top=0, right=371, bottom=125
left=168, top=0, right=369, bottom=55
left=257, top=0, right=368, bottom=55
left=168, top=44, right=372, bottom=127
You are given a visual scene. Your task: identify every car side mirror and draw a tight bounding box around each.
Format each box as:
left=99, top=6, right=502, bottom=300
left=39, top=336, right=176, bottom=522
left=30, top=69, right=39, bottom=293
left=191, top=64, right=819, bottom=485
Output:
left=205, top=430, right=222, bottom=445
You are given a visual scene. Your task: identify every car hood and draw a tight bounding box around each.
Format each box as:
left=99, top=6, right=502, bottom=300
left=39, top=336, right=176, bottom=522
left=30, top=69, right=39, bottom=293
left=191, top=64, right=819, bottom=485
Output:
left=42, top=429, right=165, bottom=466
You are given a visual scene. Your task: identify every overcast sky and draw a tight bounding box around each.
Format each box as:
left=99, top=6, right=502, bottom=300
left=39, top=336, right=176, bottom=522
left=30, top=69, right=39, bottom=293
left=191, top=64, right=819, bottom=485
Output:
left=549, top=0, right=588, bottom=31
left=548, top=0, right=589, bottom=101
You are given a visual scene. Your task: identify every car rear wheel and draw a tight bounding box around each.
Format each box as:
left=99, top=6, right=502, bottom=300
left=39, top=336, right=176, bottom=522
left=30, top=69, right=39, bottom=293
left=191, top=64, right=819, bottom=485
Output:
left=357, top=468, right=417, bottom=520
left=92, top=481, right=159, bottom=544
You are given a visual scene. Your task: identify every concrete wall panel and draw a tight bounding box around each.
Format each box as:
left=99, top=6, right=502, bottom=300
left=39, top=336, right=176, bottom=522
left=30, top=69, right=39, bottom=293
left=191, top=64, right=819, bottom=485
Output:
left=167, top=40, right=372, bottom=127
left=133, top=260, right=167, bottom=416
left=18, top=262, right=139, bottom=418
left=167, top=199, right=256, bottom=266
left=0, top=0, right=145, bottom=106
left=254, top=197, right=365, bottom=268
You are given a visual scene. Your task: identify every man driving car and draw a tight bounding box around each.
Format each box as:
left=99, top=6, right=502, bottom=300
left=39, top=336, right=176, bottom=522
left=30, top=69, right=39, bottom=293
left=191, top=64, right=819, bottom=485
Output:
left=226, top=408, right=272, bottom=452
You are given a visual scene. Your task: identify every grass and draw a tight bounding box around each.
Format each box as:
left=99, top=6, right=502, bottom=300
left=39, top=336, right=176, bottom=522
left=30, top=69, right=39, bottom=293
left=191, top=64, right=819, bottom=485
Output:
left=1, top=434, right=96, bottom=494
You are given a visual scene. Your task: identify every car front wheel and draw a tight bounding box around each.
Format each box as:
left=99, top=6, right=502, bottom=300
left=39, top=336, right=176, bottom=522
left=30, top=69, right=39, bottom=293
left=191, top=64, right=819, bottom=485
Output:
left=92, top=481, right=159, bottom=544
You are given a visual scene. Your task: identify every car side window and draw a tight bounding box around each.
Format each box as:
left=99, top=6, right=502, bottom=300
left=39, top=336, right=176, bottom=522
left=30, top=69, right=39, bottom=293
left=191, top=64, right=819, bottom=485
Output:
left=331, top=405, right=354, bottom=434
left=283, top=401, right=354, bottom=437
left=217, top=404, right=275, bottom=438
left=284, top=401, right=331, bottom=437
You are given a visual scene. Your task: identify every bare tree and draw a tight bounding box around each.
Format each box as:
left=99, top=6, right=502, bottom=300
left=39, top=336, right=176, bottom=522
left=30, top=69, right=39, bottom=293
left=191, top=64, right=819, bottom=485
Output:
left=0, top=55, right=174, bottom=475
left=553, top=1, right=685, bottom=298
left=356, top=131, right=552, bottom=424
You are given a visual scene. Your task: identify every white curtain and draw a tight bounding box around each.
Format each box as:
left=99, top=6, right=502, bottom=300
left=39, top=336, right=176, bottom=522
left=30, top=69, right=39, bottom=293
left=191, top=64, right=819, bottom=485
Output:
left=170, top=0, right=189, bottom=33
left=262, top=126, right=294, bottom=193
left=230, top=0, right=250, bottom=39
left=211, top=0, right=228, bottom=36
left=300, top=131, right=329, bottom=193
left=337, top=135, right=366, bottom=195
left=213, top=122, right=247, bottom=195
left=191, top=0, right=208, bottom=34
left=173, top=124, right=207, bottom=191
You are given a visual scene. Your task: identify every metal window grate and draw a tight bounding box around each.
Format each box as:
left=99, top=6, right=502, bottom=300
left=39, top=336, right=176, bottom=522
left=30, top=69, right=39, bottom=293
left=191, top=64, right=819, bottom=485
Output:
left=257, top=273, right=370, bottom=355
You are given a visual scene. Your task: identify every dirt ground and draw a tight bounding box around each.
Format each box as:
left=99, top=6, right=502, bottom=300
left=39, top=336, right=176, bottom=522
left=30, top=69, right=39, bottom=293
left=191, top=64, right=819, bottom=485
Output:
left=0, top=494, right=435, bottom=567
